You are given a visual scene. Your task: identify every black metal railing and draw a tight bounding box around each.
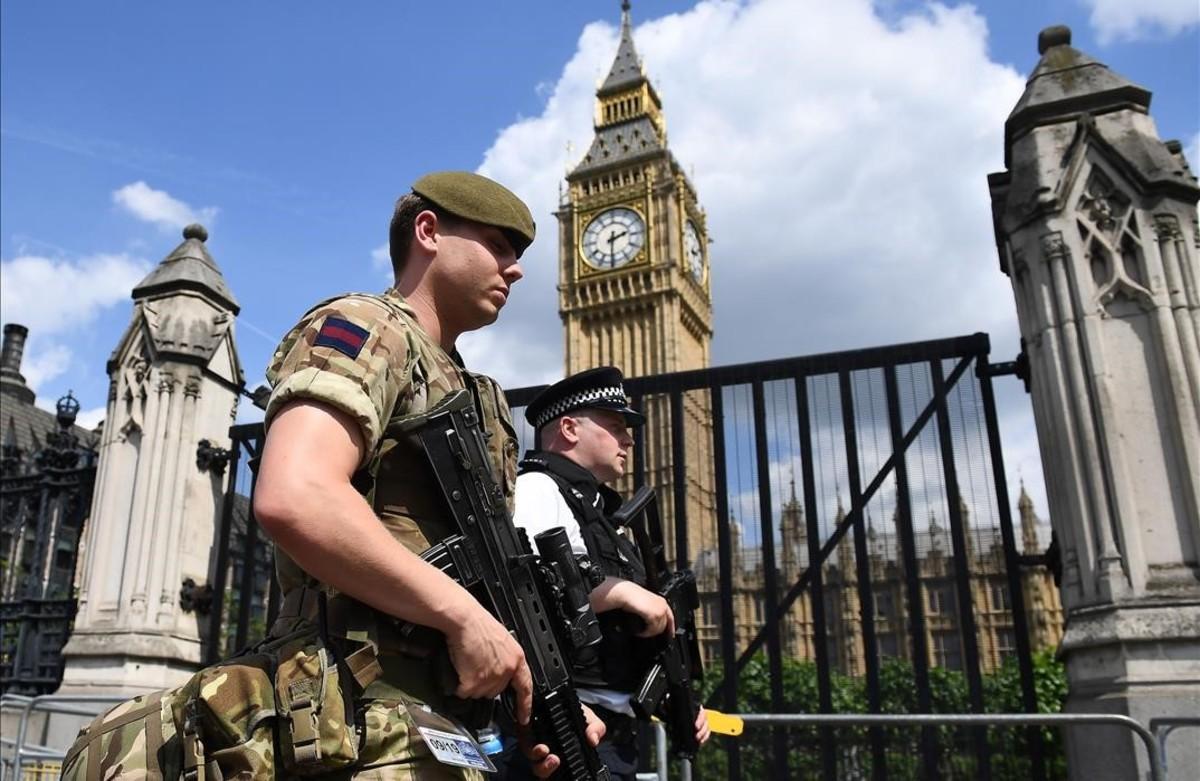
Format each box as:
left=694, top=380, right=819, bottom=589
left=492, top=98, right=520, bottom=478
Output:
left=205, top=424, right=274, bottom=662
left=0, top=396, right=96, bottom=695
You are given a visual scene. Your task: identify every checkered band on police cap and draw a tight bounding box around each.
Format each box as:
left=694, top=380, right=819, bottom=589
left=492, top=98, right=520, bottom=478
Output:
left=524, top=366, right=645, bottom=430
left=531, top=384, right=626, bottom=430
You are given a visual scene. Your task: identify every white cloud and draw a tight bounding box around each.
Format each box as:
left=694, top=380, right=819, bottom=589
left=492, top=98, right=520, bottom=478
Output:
left=478, top=0, right=1027, bottom=391
left=1080, top=0, right=1199, bottom=43
left=21, top=343, right=72, bottom=390
left=370, top=243, right=392, bottom=278
left=75, top=405, right=107, bottom=431
left=1, top=251, right=150, bottom=408
left=457, top=326, right=564, bottom=391
left=0, top=252, right=150, bottom=336
left=112, top=181, right=218, bottom=231
left=1186, top=131, right=1200, bottom=177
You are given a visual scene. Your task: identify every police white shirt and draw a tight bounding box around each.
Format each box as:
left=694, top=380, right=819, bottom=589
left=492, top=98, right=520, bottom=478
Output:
left=512, top=470, right=635, bottom=717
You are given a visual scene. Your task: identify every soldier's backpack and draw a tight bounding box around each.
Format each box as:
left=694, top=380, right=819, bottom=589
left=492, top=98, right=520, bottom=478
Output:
left=61, top=648, right=283, bottom=781
left=60, top=689, right=181, bottom=781
left=59, top=624, right=383, bottom=781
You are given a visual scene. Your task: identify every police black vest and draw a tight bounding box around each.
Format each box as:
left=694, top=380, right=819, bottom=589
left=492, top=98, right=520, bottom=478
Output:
left=518, top=450, right=653, bottom=691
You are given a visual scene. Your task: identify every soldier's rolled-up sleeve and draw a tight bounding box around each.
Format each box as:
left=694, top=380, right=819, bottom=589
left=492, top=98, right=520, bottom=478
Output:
left=264, top=298, right=411, bottom=458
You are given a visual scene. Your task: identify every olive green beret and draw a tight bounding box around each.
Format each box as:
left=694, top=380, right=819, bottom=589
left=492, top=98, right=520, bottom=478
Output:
left=412, top=171, right=536, bottom=258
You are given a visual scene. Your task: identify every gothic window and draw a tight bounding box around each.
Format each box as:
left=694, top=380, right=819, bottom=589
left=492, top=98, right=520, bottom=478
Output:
left=928, top=583, right=957, bottom=616
left=876, top=590, right=894, bottom=619
left=878, top=633, right=899, bottom=658
left=996, top=629, right=1016, bottom=662
left=933, top=631, right=963, bottom=670
left=991, top=583, right=1011, bottom=612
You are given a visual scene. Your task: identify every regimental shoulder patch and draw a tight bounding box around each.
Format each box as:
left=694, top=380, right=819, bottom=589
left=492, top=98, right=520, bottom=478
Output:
left=314, top=316, right=370, bottom=359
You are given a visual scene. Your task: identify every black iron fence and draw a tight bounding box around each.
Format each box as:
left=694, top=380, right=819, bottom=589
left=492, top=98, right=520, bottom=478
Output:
left=0, top=397, right=97, bottom=695
left=209, top=333, right=1057, bottom=779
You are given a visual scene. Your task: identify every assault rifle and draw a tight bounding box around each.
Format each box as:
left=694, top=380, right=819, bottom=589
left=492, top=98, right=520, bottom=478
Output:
left=400, top=389, right=609, bottom=781
left=612, top=486, right=705, bottom=759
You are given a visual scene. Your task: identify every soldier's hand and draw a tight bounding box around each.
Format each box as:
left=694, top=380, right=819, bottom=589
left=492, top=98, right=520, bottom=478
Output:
left=522, top=739, right=558, bottom=778
left=444, top=606, right=533, bottom=723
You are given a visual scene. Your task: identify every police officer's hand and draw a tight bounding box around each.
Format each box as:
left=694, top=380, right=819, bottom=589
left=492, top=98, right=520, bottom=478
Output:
left=591, top=577, right=675, bottom=637
left=695, top=707, right=712, bottom=745
left=521, top=704, right=606, bottom=778
left=622, top=583, right=675, bottom=638
left=444, top=605, right=534, bottom=724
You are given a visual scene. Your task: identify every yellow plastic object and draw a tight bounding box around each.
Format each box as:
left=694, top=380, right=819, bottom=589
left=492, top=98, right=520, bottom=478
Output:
left=703, top=709, right=744, bottom=737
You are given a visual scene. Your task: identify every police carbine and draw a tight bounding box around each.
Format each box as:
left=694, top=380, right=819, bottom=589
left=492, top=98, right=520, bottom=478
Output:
left=612, top=486, right=705, bottom=759
left=400, top=389, right=610, bottom=781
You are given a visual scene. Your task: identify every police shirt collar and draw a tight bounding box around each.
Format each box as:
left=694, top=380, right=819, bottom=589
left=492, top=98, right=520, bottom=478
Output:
left=519, top=450, right=623, bottom=515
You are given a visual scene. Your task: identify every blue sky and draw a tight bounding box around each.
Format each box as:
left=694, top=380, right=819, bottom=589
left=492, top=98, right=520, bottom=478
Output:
left=3, top=0, right=1198, bottom=521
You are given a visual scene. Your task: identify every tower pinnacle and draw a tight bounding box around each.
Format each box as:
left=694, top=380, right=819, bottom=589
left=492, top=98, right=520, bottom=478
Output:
left=600, top=0, right=644, bottom=95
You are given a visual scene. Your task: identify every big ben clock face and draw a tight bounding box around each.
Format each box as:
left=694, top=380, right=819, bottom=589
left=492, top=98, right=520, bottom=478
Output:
left=582, top=207, right=646, bottom=270
left=683, top=220, right=704, bottom=282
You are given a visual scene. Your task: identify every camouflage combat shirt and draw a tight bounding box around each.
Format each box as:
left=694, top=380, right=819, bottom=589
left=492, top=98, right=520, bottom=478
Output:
left=264, top=287, right=519, bottom=597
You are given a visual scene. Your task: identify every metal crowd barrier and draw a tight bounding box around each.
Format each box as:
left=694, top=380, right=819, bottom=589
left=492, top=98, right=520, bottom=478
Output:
left=3, top=700, right=1176, bottom=781
left=1, top=694, right=126, bottom=781
left=1151, top=716, right=1200, bottom=780
left=638, top=711, right=1170, bottom=781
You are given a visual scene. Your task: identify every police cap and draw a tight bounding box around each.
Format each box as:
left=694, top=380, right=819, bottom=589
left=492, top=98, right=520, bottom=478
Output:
left=412, top=171, right=536, bottom=258
left=525, top=366, right=646, bottom=431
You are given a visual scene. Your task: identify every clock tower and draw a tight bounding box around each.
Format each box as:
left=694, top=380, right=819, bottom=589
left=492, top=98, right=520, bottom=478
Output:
left=556, top=1, right=716, bottom=561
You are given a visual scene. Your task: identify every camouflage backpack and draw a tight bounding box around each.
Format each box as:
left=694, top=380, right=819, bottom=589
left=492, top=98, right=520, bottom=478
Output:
left=60, top=689, right=181, bottom=781
left=59, top=624, right=383, bottom=781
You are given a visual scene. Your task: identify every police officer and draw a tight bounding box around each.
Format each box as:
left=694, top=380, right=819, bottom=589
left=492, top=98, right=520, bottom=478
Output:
left=506, top=367, right=711, bottom=780
left=254, top=171, right=600, bottom=779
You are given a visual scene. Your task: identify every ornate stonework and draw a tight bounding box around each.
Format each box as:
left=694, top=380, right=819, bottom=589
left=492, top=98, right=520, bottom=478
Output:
left=61, top=224, right=245, bottom=695
left=989, top=26, right=1200, bottom=779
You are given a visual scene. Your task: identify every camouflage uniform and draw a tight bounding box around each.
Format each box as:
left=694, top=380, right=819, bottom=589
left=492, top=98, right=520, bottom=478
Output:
left=260, top=287, right=520, bottom=780
left=62, top=290, right=518, bottom=781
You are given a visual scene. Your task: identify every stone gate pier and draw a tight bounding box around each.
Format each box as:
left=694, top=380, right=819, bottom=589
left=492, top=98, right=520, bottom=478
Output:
left=989, top=26, right=1200, bottom=780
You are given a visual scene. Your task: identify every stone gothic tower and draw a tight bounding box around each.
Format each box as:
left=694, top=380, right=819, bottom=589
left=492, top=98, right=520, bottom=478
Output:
left=989, top=27, right=1200, bottom=780
left=61, top=224, right=243, bottom=694
left=1017, top=482, right=1040, bottom=555
left=778, top=478, right=807, bottom=583
left=557, top=1, right=717, bottom=562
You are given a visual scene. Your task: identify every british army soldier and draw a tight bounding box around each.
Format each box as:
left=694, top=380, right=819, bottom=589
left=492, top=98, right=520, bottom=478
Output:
left=252, top=171, right=596, bottom=779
